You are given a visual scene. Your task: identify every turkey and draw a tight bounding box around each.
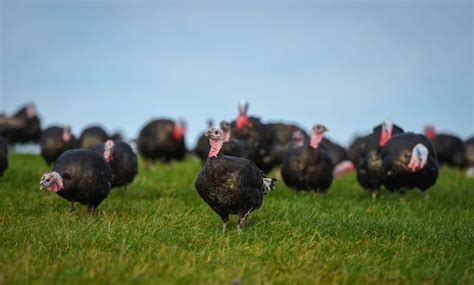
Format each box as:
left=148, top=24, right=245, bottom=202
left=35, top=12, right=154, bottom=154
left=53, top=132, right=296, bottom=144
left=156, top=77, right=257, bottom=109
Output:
left=194, top=127, right=277, bottom=231
left=193, top=119, right=213, bottom=163
left=137, top=118, right=187, bottom=164
left=78, top=126, right=109, bottom=149
left=381, top=132, right=439, bottom=194
left=92, top=140, right=138, bottom=189
left=356, top=120, right=404, bottom=199
left=265, top=123, right=308, bottom=169
left=230, top=102, right=275, bottom=172
left=220, top=120, right=252, bottom=159
left=39, top=149, right=112, bottom=214
left=424, top=125, right=465, bottom=168
left=280, top=124, right=333, bottom=192
left=0, top=103, right=42, bottom=144
left=0, top=136, right=8, bottom=176
left=40, top=126, right=77, bottom=165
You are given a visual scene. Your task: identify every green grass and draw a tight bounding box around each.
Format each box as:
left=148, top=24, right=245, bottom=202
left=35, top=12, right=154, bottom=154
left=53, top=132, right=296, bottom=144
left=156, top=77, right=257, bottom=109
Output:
left=1, top=153, right=473, bottom=284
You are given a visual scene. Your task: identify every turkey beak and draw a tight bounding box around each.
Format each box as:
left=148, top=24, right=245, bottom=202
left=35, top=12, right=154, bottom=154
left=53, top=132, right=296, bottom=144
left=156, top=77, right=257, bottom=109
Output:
left=39, top=181, right=47, bottom=190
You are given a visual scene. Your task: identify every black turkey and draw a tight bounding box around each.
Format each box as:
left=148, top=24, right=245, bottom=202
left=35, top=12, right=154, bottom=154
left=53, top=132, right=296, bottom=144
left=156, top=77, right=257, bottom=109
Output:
left=280, top=124, right=333, bottom=192
left=220, top=121, right=252, bottom=159
left=265, top=123, right=308, bottom=168
left=0, top=136, right=8, bottom=176
left=193, top=119, right=213, bottom=163
left=424, top=125, right=465, bottom=168
left=39, top=149, right=112, bottom=214
left=40, top=126, right=77, bottom=165
left=137, top=118, right=187, bottom=164
left=92, top=140, right=138, bottom=189
left=194, top=128, right=277, bottom=231
left=381, top=132, right=439, bottom=193
left=356, top=120, right=404, bottom=199
left=230, top=102, right=274, bottom=172
left=0, top=103, right=41, bottom=144
left=79, top=126, right=109, bottom=149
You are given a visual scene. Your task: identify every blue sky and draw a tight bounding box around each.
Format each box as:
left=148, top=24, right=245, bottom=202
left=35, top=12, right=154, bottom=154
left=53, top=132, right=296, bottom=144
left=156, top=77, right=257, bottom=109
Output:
left=1, top=0, right=472, bottom=146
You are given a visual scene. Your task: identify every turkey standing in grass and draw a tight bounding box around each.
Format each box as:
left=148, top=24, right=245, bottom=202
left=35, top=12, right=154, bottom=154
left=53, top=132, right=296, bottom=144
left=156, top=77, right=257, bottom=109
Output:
left=79, top=126, right=109, bottom=150
left=356, top=120, right=404, bottom=199
left=137, top=118, right=187, bottom=164
left=0, top=136, right=8, bottom=177
left=280, top=125, right=333, bottom=192
left=0, top=103, right=42, bottom=144
left=381, top=133, right=439, bottom=194
left=92, top=140, right=138, bottom=189
left=39, top=149, right=112, bottom=214
left=194, top=128, right=277, bottom=231
left=40, top=126, right=77, bottom=165
left=220, top=120, right=252, bottom=159
left=424, top=125, right=465, bottom=168
left=230, top=102, right=275, bottom=172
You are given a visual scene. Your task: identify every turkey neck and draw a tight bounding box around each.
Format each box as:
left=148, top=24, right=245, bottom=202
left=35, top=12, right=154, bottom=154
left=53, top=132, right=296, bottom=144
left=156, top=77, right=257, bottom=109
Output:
left=208, top=139, right=223, bottom=158
left=310, top=133, right=324, bottom=149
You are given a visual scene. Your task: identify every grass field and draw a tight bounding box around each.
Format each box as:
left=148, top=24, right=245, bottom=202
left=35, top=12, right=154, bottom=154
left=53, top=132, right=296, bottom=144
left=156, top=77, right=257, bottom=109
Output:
left=1, top=153, right=473, bottom=284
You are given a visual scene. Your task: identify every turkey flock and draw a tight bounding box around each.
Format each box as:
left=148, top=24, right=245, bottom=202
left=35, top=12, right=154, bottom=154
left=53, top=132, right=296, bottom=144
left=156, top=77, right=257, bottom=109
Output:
left=1, top=102, right=473, bottom=230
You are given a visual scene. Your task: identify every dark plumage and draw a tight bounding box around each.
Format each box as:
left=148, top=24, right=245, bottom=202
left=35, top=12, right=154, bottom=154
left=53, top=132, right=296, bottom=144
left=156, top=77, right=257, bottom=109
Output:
left=0, top=136, right=8, bottom=176
left=78, top=126, right=109, bottom=149
left=40, top=126, right=77, bottom=165
left=194, top=128, right=276, bottom=230
left=381, top=133, right=439, bottom=192
left=230, top=103, right=275, bottom=172
left=265, top=123, right=308, bottom=168
left=0, top=104, right=41, bottom=144
left=465, top=137, right=474, bottom=167
left=137, top=119, right=187, bottom=164
left=280, top=125, right=333, bottom=192
left=220, top=121, right=252, bottom=159
left=320, top=138, right=349, bottom=168
left=91, top=140, right=138, bottom=188
left=425, top=126, right=465, bottom=168
left=193, top=120, right=213, bottom=163
left=356, top=121, right=404, bottom=198
left=40, top=149, right=112, bottom=214
left=348, top=135, right=366, bottom=167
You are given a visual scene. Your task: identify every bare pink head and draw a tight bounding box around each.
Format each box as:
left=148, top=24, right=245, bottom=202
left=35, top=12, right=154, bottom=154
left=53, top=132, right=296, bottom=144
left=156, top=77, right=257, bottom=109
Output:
left=26, top=103, right=36, bottom=118
left=408, top=144, right=429, bottom=172
left=424, top=125, right=436, bottom=140
left=379, top=120, right=393, bottom=147
left=39, top=171, right=64, bottom=192
left=173, top=119, right=187, bottom=141
left=205, top=128, right=224, bottom=158
left=62, top=126, right=72, bottom=142
left=104, top=140, right=115, bottom=162
left=292, top=130, right=305, bottom=147
left=310, top=124, right=328, bottom=149
left=220, top=121, right=231, bottom=142
left=236, top=101, right=250, bottom=129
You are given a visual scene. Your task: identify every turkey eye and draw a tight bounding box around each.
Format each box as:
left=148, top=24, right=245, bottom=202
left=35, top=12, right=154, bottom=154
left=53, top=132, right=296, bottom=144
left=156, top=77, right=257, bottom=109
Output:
left=214, top=131, right=218, bottom=135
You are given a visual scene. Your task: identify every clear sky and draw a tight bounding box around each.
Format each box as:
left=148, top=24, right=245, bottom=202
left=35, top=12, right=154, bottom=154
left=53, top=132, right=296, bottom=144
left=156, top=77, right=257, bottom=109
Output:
left=1, top=0, right=472, bottom=146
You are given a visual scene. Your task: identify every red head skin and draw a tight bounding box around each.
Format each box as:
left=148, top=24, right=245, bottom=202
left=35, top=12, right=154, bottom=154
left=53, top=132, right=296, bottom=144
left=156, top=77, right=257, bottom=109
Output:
left=310, top=125, right=328, bottom=149
left=173, top=121, right=186, bottom=141
left=104, top=140, right=114, bottom=162
left=62, top=127, right=72, bottom=142
left=206, top=128, right=224, bottom=158
left=236, top=102, right=250, bottom=129
left=379, top=120, right=393, bottom=147
left=424, top=125, right=436, bottom=140
left=39, top=172, right=64, bottom=193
